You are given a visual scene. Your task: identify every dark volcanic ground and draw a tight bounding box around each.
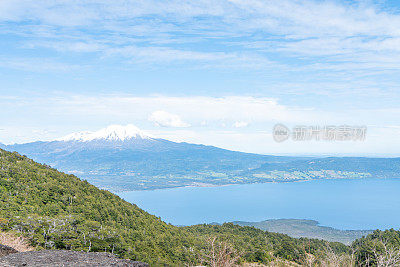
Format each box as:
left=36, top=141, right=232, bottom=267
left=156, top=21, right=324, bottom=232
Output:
left=0, top=250, right=149, bottom=267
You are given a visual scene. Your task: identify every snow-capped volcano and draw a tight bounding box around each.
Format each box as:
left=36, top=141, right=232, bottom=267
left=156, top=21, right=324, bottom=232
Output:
left=58, top=124, right=152, bottom=142
left=3, top=124, right=300, bottom=191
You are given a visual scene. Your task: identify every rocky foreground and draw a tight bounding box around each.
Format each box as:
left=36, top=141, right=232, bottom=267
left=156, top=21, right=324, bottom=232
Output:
left=0, top=244, right=18, bottom=258
left=0, top=250, right=149, bottom=267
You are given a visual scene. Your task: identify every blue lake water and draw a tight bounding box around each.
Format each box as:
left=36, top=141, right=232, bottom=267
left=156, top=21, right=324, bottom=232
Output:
left=116, top=179, right=400, bottom=230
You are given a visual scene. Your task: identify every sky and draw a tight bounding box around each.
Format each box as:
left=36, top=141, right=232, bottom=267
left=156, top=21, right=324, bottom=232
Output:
left=1, top=0, right=400, bottom=156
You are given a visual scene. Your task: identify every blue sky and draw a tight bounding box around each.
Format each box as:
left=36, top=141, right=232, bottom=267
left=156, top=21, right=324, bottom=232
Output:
left=1, top=0, right=400, bottom=155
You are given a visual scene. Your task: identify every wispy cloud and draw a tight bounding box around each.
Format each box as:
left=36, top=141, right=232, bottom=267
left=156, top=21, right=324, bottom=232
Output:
left=2, top=93, right=398, bottom=130
left=1, top=1, right=400, bottom=154
left=149, top=110, right=190, bottom=128
left=233, top=121, right=249, bottom=128
left=1, top=93, right=400, bottom=154
left=2, top=0, right=400, bottom=72
left=0, top=57, right=82, bottom=72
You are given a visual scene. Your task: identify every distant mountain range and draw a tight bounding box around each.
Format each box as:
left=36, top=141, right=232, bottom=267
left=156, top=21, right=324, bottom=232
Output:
left=3, top=124, right=400, bottom=190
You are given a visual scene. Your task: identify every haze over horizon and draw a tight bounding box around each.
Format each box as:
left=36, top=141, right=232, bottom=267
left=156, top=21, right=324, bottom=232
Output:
left=0, top=123, right=397, bottom=157
left=1, top=0, right=400, bottom=155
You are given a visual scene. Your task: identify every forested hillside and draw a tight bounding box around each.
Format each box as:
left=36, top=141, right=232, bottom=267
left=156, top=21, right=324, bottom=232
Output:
left=0, top=148, right=399, bottom=266
left=351, top=229, right=400, bottom=266
left=0, top=149, right=196, bottom=265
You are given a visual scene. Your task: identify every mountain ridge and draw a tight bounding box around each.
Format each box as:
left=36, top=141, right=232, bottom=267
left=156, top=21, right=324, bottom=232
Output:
left=4, top=125, right=294, bottom=190
left=4, top=124, right=400, bottom=191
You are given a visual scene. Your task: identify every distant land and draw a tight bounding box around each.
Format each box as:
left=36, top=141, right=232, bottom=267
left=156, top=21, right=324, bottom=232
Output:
left=3, top=124, right=400, bottom=191
left=233, top=219, right=373, bottom=245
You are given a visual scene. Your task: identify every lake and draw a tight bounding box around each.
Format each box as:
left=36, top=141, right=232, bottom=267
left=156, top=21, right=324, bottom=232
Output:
left=116, top=178, right=400, bottom=230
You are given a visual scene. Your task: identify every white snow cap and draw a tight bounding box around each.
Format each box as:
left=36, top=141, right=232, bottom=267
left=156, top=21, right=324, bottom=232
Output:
left=59, top=124, right=152, bottom=142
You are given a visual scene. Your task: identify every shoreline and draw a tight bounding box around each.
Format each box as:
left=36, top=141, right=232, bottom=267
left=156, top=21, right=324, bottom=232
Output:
left=109, top=176, right=396, bottom=193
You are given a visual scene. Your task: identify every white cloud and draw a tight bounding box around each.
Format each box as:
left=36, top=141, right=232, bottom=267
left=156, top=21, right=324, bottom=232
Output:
left=105, top=45, right=272, bottom=68
left=1, top=93, right=400, bottom=155
left=7, top=94, right=386, bottom=128
left=3, top=0, right=400, bottom=73
left=149, top=110, right=190, bottom=128
left=1, top=1, right=400, bottom=155
left=53, top=95, right=315, bottom=124
left=0, top=57, right=82, bottom=72
left=233, top=121, right=249, bottom=128
left=26, top=41, right=107, bottom=53
left=3, top=93, right=397, bottom=132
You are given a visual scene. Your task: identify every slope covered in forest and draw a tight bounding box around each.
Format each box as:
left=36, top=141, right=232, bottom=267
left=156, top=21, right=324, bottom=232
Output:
left=2, top=148, right=397, bottom=266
